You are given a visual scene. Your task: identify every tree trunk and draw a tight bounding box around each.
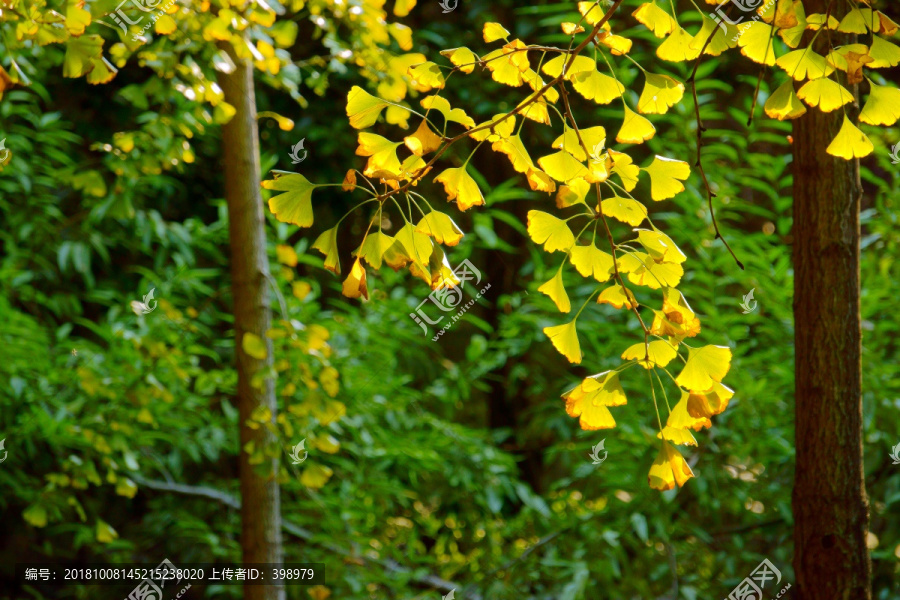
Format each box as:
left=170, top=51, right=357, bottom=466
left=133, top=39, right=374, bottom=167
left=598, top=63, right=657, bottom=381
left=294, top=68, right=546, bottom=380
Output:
left=218, top=39, right=285, bottom=600
left=791, top=1, right=871, bottom=597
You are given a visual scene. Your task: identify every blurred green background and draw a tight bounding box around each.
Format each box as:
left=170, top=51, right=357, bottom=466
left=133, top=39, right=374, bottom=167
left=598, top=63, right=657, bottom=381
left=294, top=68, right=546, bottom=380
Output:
left=1, top=0, right=898, bottom=599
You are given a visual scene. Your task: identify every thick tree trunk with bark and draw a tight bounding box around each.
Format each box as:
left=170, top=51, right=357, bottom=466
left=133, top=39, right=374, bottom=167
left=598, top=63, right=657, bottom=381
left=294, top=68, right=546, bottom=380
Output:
left=791, top=2, right=871, bottom=597
left=218, top=39, right=285, bottom=600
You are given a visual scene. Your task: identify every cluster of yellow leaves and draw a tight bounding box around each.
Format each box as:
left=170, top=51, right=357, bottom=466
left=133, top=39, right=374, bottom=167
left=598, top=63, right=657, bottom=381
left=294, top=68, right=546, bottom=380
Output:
left=265, top=10, right=737, bottom=491
left=629, top=0, right=900, bottom=159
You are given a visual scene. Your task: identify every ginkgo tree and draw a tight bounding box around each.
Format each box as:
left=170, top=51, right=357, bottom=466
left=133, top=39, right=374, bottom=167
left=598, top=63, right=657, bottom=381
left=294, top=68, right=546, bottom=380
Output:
left=263, top=0, right=894, bottom=597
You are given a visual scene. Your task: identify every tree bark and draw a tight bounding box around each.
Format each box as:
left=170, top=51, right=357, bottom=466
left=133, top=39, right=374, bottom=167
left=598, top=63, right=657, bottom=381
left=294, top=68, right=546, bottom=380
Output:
left=218, top=39, right=285, bottom=600
left=791, top=2, right=871, bottom=597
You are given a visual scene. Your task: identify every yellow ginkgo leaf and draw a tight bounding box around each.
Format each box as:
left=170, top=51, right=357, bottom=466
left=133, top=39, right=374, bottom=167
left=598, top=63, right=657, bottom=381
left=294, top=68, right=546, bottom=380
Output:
left=764, top=80, right=807, bottom=120
left=775, top=49, right=834, bottom=80
left=859, top=81, right=900, bottom=126
left=843, top=51, right=874, bottom=85
left=617, top=104, right=656, bottom=144
left=637, top=73, right=684, bottom=114
left=492, top=134, right=535, bottom=173
left=686, top=381, right=734, bottom=419
left=342, top=258, right=369, bottom=300
left=675, top=345, right=733, bottom=391
left=738, top=22, right=776, bottom=66
left=276, top=244, right=298, bottom=267
left=538, top=150, right=588, bottom=183
left=538, top=269, right=571, bottom=313
left=404, top=119, right=442, bottom=156
left=551, top=126, right=607, bottom=161
left=632, top=1, right=677, bottom=38
left=263, top=174, right=318, bottom=228
left=837, top=8, right=870, bottom=34
left=667, top=391, right=711, bottom=431
left=565, top=392, right=616, bottom=430
left=642, top=155, right=690, bottom=201
left=656, top=28, right=701, bottom=62
left=385, top=104, right=411, bottom=129
left=544, top=320, right=582, bottom=364
left=648, top=440, right=694, bottom=491
left=155, top=14, right=177, bottom=35
left=826, top=115, right=874, bottom=160
left=408, top=62, right=446, bottom=91
left=796, top=78, right=853, bottom=112
left=601, top=196, right=648, bottom=227
left=597, top=284, right=637, bottom=310
left=346, top=86, right=389, bottom=129
left=556, top=179, right=590, bottom=208
left=868, top=36, right=900, bottom=69
left=383, top=224, right=432, bottom=281
left=570, top=244, right=615, bottom=282
left=563, top=371, right=627, bottom=422
left=483, top=22, right=510, bottom=43
left=690, top=16, right=737, bottom=56
left=300, top=464, right=334, bottom=489
left=518, top=97, right=551, bottom=125
left=621, top=339, right=678, bottom=369
left=526, top=168, right=557, bottom=193
left=96, top=519, right=119, bottom=543
left=597, top=31, right=633, bottom=55
left=343, top=169, right=357, bottom=192
left=572, top=69, right=626, bottom=104
left=617, top=252, right=683, bottom=289
left=541, top=54, right=596, bottom=80
left=527, top=211, right=575, bottom=253
left=482, top=48, right=525, bottom=87
left=805, top=13, right=839, bottom=30
left=313, top=227, right=340, bottom=274
left=470, top=114, right=516, bottom=142
left=66, top=1, right=92, bottom=35
left=353, top=231, right=394, bottom=269
left=523, top=68, right=560, bottom=103
left=578, top=1, right=612, bottom=27
left=242, top=332, right=268, bottom=360
left=440, top=47, right=478, bottom=74
left=637, top=229, right=686, bottom=264
left=607, top=150, right=639, bottom=191
left=562, top=22, right=585, bottom=35
left=416, top=212, right=464, bottom=246
left=650, top=288, right=701, bottom=338
left=502, top=39, right=531, bottom=73
left=434, top=167, right=484, bottom=211
left=356, top=133, right=402, bottom=179
left=421, top=95, right=476, bottom=129
left=866, top=9, right=899, bottom=36
left=657, top=426, right=698, bottom=446
left=825, top=44, right=869, bottom=72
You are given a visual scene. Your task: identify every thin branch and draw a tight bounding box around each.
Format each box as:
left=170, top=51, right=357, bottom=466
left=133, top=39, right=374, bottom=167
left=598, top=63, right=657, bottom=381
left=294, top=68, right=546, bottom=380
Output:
left=130, top=474, right=477, bottom=598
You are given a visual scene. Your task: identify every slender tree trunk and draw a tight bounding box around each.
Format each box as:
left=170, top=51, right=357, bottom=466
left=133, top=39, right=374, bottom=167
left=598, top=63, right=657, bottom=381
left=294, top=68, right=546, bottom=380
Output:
left=791, top=2, right=870, bottom=597
left=218, top=39, right=285, bottom=600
